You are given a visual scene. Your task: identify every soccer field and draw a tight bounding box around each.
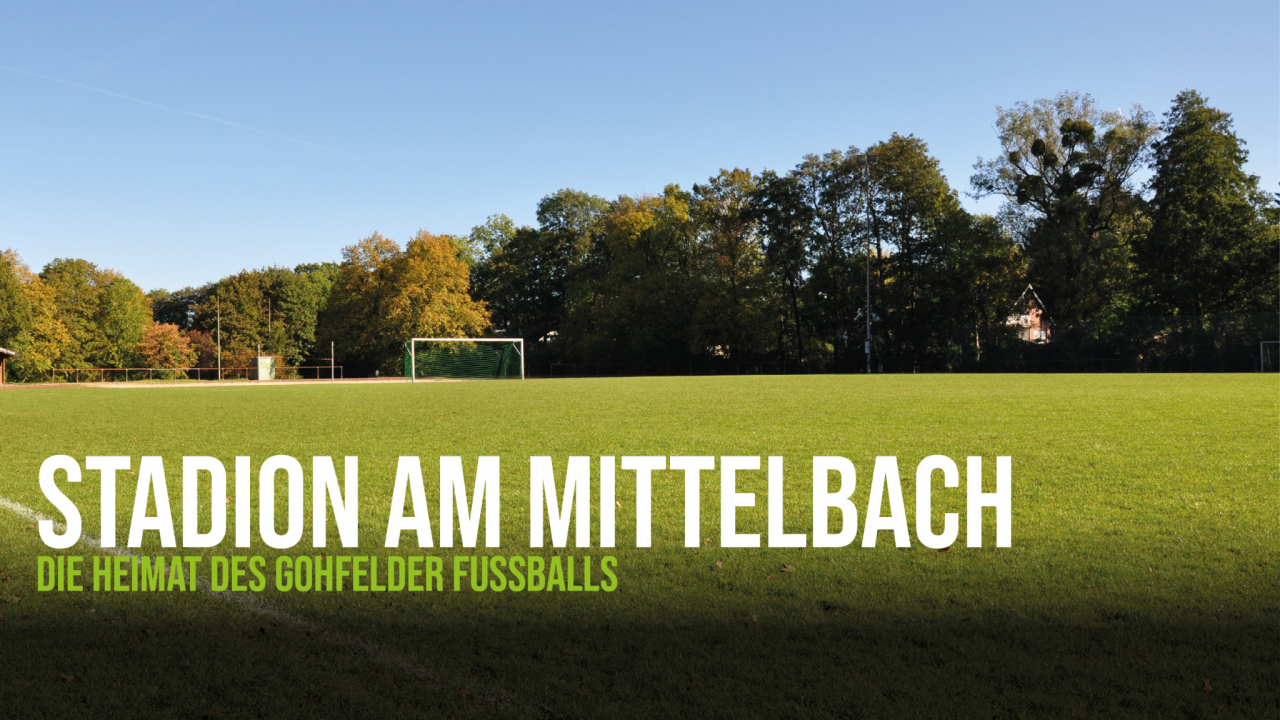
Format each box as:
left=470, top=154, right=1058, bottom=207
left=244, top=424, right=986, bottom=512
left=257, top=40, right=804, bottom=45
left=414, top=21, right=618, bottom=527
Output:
left=0, top=375, right=1275, bottom=719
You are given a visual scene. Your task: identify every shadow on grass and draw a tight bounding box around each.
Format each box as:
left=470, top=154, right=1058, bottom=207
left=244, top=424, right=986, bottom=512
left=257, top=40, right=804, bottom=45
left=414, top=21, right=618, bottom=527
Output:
left=4, top=604, right=1274, bottom=719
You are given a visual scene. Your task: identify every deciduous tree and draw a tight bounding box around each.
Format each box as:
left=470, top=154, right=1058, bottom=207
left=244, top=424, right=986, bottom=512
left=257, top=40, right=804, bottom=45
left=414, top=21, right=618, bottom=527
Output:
left=138, top=323, right=196, bottom=369
left=971, top=92, right=1156, bottom=328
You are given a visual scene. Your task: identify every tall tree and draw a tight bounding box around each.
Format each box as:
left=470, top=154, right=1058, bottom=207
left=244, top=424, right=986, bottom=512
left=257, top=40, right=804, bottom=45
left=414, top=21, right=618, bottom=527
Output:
left=2, top=250, right=73, bottom=380
left=690, top=169, right=773, bottom=361
left=385, top=230, right=490, bottom=344
left=0, top=252, right=33, bottom=351
left=319, top=231, right=489, bottom=375
left=190, top=265, right=336, bottom=369
left=793, top=150, right=865, bottom=369
left=869, top=134, right=999, bottom=370
left=149, top=285, right=213, bottom=329
left=36, top=258, right=151, bottom=369
left=751, top=170, right=814, bottom=363
left=469, top=214, right=518, bottom=258
left=566, top=187, right=700, bottom=365
left=39, top=258, right=110, bottom=368
left=92, top=277, right=151, bottom=368
left=472, top=190, right=610, bottom=359
left=971, top=92, right=1156, bottom=329
left=194, top=270, right=267, bottom=368
left=1136, top=90, right=1280, bottom=314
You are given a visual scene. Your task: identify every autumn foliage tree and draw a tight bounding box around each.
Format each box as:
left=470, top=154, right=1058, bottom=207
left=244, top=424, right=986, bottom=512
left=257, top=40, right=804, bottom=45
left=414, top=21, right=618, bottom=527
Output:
left=1, top=250, right=74, bottom=380
left=319, top=231, right=490, bottom=375
left=138, top=323, right=196, bottom=370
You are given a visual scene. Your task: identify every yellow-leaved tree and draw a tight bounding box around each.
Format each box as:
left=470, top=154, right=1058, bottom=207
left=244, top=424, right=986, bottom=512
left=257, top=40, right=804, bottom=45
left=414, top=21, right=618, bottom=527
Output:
left=1, top=250, right=73, bottom=381
left=386, top=230, right=491, bottom=341
left=318, top=231, right=490, bottom=376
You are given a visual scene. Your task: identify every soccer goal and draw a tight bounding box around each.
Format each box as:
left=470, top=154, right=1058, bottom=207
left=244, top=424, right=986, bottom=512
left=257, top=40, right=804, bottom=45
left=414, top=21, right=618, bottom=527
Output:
left=1261, top=341, right=1280, bottom=372
left=405, top=338, right=524, bottom=380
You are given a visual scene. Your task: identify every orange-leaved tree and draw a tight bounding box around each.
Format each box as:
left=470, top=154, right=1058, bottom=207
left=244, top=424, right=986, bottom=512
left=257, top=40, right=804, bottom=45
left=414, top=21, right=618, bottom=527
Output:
left=138, top=323, right=196, bottom=370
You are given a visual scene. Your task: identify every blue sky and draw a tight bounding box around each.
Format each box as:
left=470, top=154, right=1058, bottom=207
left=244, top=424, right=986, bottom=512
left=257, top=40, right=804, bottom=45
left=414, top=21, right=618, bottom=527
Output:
left=2, top=0, right=1275, bottom=292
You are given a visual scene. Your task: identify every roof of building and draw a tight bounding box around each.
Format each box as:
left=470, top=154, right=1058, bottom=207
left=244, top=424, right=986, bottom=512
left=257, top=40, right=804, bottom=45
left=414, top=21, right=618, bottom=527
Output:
left=0, top=347, right=16, bottom=359
left=1013, top=284, right=1049, bottom=314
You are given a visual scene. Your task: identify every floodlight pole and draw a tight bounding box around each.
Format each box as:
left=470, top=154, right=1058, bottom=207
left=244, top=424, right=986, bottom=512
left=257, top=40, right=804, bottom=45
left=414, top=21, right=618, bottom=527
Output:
left=865, top=204, right=871, bottom=375
left=216, top=297, right=222, bottom=381
left=331, top=341, right=335, bottom=383
left=858, top=152, right=878, bottom=374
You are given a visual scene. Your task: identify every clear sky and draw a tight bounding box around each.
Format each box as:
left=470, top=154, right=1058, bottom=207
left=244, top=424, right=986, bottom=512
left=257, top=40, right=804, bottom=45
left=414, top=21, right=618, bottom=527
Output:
left=2, top=0, right=1275, bottom=293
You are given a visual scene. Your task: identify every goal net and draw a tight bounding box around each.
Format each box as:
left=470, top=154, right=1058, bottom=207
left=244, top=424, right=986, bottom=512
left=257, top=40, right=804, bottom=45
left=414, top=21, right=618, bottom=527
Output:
left=404, top=338, right=524, bottom=380
left=1262, top=341, right=1280, bottom=373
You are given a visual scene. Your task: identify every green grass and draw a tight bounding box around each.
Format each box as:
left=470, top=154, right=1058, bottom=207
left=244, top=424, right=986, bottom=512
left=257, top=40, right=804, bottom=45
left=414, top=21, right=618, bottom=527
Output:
left=0, top=375, right=1275, bottom=719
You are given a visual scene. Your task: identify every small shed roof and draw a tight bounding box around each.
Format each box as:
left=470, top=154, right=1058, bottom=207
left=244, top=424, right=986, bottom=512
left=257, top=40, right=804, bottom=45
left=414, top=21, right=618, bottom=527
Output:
left=0, top=347, right=16, bottom=359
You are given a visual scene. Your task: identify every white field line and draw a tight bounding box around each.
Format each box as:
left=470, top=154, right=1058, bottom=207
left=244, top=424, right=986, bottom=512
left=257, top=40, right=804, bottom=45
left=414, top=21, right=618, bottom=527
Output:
left=0, top=496, right=544, bottom=718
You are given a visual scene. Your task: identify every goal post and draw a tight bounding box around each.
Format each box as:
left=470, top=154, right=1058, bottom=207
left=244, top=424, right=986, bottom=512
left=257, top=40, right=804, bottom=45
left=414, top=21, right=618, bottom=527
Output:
left=1261, top=341, right=1280, bottom=373
left=405, top=338, right=525, bottom=380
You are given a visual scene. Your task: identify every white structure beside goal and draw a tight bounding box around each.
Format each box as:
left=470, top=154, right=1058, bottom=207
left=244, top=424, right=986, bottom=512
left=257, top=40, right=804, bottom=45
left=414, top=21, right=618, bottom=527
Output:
left=1261, top=341, right=1279, bottom=373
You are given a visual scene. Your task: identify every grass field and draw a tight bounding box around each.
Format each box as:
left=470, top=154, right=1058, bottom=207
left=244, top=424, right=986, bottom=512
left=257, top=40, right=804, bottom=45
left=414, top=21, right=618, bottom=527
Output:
left=0, top=375, right=1275, bottom=719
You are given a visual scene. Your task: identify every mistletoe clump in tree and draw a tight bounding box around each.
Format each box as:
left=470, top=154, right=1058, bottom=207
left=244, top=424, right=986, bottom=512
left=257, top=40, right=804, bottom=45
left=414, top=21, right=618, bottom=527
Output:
left=971, top=91, right=1156, bottom=331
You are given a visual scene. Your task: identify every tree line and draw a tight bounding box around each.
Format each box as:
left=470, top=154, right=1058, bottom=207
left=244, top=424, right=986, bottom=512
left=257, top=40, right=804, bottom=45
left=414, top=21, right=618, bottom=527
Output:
left=1, top=90, right=1274, bottom=381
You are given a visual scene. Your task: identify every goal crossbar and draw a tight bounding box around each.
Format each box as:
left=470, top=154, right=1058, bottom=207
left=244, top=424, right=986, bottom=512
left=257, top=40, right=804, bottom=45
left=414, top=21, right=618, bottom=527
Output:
left=408, top=338, right=524, bottom=381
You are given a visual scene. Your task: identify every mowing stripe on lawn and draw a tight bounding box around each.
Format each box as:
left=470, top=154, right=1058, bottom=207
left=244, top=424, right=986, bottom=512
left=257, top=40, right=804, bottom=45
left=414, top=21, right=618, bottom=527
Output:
left=0, top=495, right=545, bottom=719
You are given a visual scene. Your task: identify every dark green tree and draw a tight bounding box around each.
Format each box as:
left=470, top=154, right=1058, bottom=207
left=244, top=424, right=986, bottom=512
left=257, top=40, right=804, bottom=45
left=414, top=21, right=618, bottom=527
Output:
left=1136, top=90, right=1279, bottom=314
left=793, top=149, right=864, bottom=369
left=870, top=135, right=1005, bottom=370
left=565, top=186, right=700, bottom=366
left=149, top=285, right=214, bottom=329
left=472, top=190, right=610, bottom=360
left=751, top=170, right=814, bottom=363
left=689, top=169, right=773, bottom=362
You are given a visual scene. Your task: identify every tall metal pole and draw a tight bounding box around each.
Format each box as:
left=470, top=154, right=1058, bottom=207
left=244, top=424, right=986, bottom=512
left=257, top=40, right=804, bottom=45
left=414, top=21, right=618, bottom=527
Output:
left=865, top=226, right=871, bottom=374
left=331, top=341, right=334, bottom=383
left=860, top=151, right=879, bottom=374
left=216, top=297, right=222, bottom=381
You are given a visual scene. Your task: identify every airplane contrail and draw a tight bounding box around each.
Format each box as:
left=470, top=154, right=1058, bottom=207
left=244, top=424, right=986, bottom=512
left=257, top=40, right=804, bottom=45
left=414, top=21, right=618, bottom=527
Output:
left=0, top=64, right=360, bottom=158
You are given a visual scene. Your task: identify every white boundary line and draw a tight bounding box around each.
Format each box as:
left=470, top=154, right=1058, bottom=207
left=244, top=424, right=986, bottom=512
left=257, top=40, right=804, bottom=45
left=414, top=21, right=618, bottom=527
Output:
left=0, top=495, right=544, bottom=718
